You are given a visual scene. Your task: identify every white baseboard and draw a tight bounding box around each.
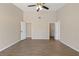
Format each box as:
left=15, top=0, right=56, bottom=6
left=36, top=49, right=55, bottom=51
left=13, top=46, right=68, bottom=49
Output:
left=32, top=39, right=49, bottom=40
left=32, top=38, right=49, bottom=40
left=0, top=40, right=21, bottom=52
left=59, top=40, right=79, bottom=52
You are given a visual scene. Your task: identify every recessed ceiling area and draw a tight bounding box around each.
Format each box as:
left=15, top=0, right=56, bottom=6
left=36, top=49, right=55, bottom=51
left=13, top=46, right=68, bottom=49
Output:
left=13, top=3, right=65, bottom=12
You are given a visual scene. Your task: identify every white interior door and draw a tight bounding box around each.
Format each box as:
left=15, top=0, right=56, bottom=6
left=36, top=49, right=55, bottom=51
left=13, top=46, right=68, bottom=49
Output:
left=55, top=21, right=60, bottom=40
left=21, top=21, right=26, bottom=40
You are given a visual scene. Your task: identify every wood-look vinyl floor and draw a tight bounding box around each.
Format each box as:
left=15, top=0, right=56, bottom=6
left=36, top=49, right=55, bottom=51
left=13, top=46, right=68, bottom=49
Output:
left=0, top=39, right=79, bottom=56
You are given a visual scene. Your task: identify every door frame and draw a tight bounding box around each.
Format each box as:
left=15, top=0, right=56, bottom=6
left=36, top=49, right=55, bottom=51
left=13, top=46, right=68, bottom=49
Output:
left=54, top=21, right=60, bottom=40
left=49, top=21, right=60, bottom=40
left=49, top=23, right=55, bottom=40
left=21, top=21, right=27, bottom=40
left=26, top=23, right=32, bottom=40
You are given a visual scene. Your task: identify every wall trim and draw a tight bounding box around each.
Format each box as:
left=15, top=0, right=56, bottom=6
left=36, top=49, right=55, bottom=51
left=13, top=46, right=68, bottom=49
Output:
left=0, top=40, right=21, bottom=52
left=26, top=37, right=32, bottom=40
left=32, top=38, right=49, bottom=40
left=59, top=40, right=79, bottom=52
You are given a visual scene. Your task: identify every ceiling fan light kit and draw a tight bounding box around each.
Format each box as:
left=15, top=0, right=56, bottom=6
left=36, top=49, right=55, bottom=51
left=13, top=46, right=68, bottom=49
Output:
left=36, top=5, right=42, bottom=10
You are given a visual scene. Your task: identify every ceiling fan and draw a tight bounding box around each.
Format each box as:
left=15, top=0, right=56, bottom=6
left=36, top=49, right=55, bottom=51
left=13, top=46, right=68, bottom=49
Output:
left=28, top=3, right=49, bottom=12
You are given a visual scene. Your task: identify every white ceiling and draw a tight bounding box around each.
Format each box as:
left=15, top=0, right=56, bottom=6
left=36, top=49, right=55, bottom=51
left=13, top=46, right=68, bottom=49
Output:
left=13, top=3, right=65, bottom=12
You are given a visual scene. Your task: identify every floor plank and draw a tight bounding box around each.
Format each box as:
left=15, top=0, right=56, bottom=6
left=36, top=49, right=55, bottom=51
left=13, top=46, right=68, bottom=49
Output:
left=0, top=39, right=79, bottom=56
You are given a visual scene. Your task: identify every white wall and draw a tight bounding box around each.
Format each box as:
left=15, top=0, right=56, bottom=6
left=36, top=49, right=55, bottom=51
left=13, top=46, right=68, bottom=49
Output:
left=56, top=4, right=79, bottom=52
left=0, top=4, right=23, bottom=51
left=24, top=11, right=56, bottom=23
left=24, top=11, right=56, bottom=39
left=32, top=22, right=49, bottom=39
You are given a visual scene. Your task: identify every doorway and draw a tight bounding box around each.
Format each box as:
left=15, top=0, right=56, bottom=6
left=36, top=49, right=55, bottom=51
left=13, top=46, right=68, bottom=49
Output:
left=26, top=23, right=32, bottom=40
left=21, top=22, right=32, bottom=40
left=49, top=21, right=60, bottom=40
left=21, top=21, right=27, bottom=40
left=49, top=23, right=55, bottom=40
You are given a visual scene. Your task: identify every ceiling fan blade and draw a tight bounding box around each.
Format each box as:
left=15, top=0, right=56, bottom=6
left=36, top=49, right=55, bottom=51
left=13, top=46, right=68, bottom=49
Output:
left=28, top=5, right=36, bottom=7
left=42, top=6, right=49, bottom=10
left=37, top=8, right=40, bottom=12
